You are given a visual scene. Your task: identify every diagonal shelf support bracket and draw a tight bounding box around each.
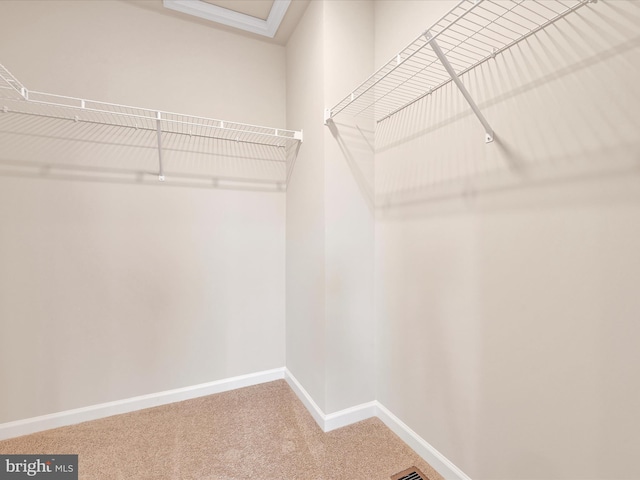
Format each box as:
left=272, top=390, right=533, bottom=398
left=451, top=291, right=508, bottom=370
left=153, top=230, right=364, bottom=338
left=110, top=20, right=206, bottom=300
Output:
left=425, top=30, right=494, bottom=143
left=156, top=112, right=165, bottom=181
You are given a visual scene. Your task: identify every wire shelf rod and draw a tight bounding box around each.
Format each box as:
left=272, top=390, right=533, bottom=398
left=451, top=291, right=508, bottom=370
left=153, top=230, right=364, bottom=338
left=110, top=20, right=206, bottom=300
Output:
left=352, top=54, right=447, bottom=119
left=378, top=0, right=590, bottom=123
left=4, top=96, right=299, bottom=145
left=328, top=0, right=475, bottom=119
left=0, top=62, right=298, bottom=186
left=327, top=0, right=593, bottom=125
left=372, top=0, right=529, bottom=109
left=451, top=0, right=593, bottom=78
left=0, top=108, right=294, bottom=153
left=0, top=79, right=302, bottom=145
left=393, top=0, right=592, bottom=120
left=21, top=90, right=300, bottom=138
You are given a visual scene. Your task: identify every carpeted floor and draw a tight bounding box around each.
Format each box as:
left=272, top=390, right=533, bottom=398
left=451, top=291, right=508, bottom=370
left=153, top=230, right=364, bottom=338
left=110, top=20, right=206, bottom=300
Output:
left=0, top=380, right=443, bottom=480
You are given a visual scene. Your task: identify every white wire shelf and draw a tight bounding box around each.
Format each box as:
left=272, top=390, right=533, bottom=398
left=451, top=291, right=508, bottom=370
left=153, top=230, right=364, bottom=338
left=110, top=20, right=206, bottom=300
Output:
left=326, top=0, right=595, bottom=139
left=0, top=63, right=302, bottom=184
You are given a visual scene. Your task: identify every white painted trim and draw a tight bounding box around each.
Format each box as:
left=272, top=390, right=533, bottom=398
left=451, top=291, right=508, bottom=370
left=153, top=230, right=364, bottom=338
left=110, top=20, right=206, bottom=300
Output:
left=324, top=401, right=377, bottom=432
left=1, top=365, right=470, bottom=480
left=376, top=403, right=472, bottom=480
left=163, top=0, right=291, bottom=39
left=284, top=369, right=469, bottom=479
left=264, top=0, right=290, bottom=38
left=284, top=368, right=325, bottom=429
left=0, top=367, right=285, bottom=441
left=284, top=368, right=377, bottom=432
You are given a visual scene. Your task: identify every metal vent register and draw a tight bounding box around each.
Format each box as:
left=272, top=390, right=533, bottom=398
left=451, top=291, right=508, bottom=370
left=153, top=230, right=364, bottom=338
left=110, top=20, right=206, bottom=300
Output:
left=391, top=466, right=428, bottom=480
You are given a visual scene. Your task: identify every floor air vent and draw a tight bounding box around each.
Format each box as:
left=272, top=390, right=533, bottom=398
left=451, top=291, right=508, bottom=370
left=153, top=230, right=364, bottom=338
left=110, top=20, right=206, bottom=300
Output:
left=390, top=466, right=428, bottom=480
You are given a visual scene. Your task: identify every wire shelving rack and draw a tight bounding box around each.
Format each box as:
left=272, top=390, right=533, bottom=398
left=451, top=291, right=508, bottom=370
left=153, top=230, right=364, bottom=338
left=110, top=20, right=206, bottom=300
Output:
left=0, top=63, right=302, bottom=185
left=325, top=0, right=596, bottom=143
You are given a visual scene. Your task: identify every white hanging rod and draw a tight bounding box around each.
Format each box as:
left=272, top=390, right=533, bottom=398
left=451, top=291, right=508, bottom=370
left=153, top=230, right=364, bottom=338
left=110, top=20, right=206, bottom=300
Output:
left=326, top=0, right=596, bottom=128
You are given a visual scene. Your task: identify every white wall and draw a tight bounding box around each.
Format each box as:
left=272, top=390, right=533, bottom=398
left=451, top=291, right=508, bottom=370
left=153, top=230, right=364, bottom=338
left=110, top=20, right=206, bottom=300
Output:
left=285, top=0, right=328, bottom=411
left=323, top=0, right=376, bottom=414
left=0, top=0, right=286, bottom=424
left=0, top=0, right=285, bottom=125
left=285, top=0, right=375, bottom=414
left=374, top=1, right=640, bottom=479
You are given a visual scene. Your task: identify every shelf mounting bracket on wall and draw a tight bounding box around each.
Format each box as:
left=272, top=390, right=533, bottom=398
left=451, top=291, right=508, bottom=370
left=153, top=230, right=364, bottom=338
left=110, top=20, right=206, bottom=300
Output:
left=425, top=30, right=494, bottom=143
left=155, top=111, right=165, bottom=181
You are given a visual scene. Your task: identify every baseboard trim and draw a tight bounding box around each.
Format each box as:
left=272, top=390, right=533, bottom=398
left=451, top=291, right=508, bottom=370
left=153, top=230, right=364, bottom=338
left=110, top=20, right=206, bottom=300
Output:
left=1, top=367, right=470, bottom=480
left=284, top=369, right=469, bottom=479
left=376, top=403, right=471, bottom=480
left=324, top=401, right=378, bottom=432
left=284, top=369, right=377, bottom=432
left=0, top=367, right=286, bottom=441
left=284, top=368, right=326, bottom=429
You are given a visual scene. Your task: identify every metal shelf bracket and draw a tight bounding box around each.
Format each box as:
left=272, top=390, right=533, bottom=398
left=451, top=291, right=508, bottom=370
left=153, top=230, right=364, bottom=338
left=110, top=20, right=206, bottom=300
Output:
left=156, top=111, right=165, bottom=181
left=324, top=108, right=332, bottom=126
left=425, top=30, right=494, bottom=143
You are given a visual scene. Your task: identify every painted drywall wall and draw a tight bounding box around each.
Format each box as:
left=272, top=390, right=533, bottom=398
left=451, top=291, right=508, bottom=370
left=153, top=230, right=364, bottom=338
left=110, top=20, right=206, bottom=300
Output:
left=0, top=0, right=286, bottom=423
left=285, top=0, right=375, bottom=415
left=323, top=0, right=376, bottom=414
left=285, top=0, right=327, bottom=411
left=0, top=1, right=286, bottom=125
left=374, top=1, right=640, bottom=479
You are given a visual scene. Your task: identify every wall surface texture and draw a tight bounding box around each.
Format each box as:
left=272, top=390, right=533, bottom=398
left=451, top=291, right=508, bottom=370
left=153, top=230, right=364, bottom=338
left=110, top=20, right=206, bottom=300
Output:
left=285, top=0, right=328, bottom=411
left=0, top=0, right=286, bottom=424
left=285, top=0, right=375, bottom=414
left=373, top=1, right=640, bottom=479
left=322, top=0, right=376, bottom=415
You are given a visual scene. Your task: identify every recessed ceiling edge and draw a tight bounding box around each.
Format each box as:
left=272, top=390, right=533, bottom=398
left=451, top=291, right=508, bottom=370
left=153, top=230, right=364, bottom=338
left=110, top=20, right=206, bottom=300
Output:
left=163, top=0, right=292, bottom=38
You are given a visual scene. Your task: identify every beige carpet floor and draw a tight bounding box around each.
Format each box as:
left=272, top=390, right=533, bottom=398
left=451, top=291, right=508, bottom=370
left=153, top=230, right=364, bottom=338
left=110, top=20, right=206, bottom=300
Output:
left=0, top=380, right=443, bottom=480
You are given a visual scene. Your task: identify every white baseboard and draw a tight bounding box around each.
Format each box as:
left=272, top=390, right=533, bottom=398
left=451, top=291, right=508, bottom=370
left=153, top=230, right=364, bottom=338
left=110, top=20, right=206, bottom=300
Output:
left=376, top=403, right=471, bottom=480
left=0, top=367, right=285, bottom=441
left=285, top=369, right=470, bottom=480
left=324, top=401, right=378, bottom=432
left=284, top=368, right=377, bottom=432
left=284, top=368, right=326, bottom=429
left=1, top=366, right=470, bottom=480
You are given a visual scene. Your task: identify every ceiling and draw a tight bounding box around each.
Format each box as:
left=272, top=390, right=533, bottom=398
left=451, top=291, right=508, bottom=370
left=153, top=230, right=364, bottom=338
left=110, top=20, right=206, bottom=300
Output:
left=202, top=0, right=274, bottom=21
left=161, top=0, right=309, bottom=45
